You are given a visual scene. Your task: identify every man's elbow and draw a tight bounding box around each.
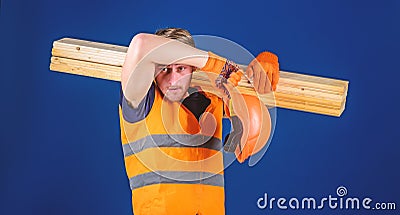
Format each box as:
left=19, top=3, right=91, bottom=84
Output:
left=122, top=33, right=151, bottom=90
left=131, top=33, right=146, bottom=45
left=128, top=33, right=153, bottom=54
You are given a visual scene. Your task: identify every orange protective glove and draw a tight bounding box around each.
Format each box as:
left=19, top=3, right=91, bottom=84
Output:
left=201, top=51, right=242, bottom=86
left=246, top=51, right=279, bottom=92
left=224, top=94, right=272, bottom=163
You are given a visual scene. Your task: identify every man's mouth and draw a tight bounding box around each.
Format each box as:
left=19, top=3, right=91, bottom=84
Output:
left=167, top=86, right=181, bottom=91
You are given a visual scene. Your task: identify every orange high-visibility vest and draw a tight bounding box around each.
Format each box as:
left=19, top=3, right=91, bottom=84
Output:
left=119, top=87, right=225, bottom=215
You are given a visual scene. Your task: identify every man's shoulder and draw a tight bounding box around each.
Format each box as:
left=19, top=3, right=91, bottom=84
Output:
left=119, top=83, right=156, bottom=123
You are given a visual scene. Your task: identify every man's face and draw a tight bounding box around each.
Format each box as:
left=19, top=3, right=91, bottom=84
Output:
left=155, top=64, right=194, bottom=102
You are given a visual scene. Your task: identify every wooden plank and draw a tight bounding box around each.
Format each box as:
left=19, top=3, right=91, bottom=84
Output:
left=50, top=56, right=344, bottom=116
left=190, top=72, right=343, bottom=108
left=52, top=38, right=127, bottom=66
left=51, top=48, right=125, bottom=67
left=51, top=38, right=348, bottom=93
left=50, top=38, right=348, bottom=92
left=54, top=38, right=128, bottom=55
left=49, top=38, right=349, bottom=116
left=50, top=56, right=121, bottom=81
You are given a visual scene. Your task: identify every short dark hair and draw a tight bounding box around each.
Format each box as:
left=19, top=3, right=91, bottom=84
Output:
left=155, top=27, right=195, bottom=47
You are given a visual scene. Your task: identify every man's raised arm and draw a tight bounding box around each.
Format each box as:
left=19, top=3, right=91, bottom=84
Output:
left=121, top=33, right=209, bottom=108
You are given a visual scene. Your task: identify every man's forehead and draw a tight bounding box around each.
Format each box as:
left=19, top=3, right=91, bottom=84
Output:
left=156, top=64, right=191, bottom=68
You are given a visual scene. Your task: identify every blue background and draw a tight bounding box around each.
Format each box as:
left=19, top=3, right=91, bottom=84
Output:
left=1, top=0, right=399, bottom=214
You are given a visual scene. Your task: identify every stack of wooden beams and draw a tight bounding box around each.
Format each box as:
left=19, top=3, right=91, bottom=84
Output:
left=50, top=38, right=349, bottom=117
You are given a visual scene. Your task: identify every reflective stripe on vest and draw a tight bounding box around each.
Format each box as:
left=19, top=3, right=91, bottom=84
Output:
left=130, top=171, right=224, bottom=190
left=122, top=134, right=222, bottom=157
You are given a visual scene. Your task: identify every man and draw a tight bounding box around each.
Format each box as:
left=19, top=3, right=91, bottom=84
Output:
left=119, top=28, right=279, bottom=215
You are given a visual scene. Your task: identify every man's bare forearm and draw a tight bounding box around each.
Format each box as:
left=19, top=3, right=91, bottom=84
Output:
left=121, top=33, right=208, bottom=107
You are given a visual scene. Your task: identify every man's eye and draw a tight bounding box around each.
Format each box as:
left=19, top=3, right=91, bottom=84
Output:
left=160, top=67, right=168, bottom=72
left=178, top=66, right=186, bottom=71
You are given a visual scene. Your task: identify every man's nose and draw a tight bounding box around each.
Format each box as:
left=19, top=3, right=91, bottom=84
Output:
left=168, top=69, right=180, bottom=84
